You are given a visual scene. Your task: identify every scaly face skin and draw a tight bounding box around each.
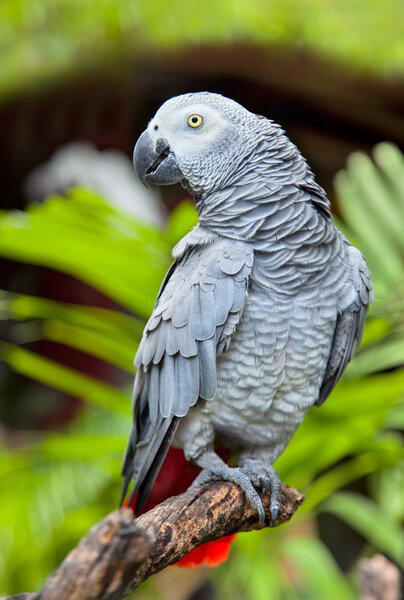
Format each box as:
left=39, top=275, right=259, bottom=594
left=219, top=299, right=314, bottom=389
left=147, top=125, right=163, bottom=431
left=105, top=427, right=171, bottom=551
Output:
left=133, top=92, right=259, bottom=195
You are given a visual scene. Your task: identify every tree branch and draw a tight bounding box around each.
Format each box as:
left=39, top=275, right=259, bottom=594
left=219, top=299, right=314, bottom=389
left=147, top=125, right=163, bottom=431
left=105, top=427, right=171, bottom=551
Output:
left=358, top=554, right=401, bottom=600
left=2, top=481, right=304, bottom=600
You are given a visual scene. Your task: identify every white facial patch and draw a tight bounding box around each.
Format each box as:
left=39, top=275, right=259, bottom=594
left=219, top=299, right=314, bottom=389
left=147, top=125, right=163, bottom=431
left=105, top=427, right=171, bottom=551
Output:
left=149, top=103, right=230, bottom=155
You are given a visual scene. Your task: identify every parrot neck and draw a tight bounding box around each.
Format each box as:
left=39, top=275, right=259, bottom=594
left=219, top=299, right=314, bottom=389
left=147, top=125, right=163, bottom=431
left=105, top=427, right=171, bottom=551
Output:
left=195, top=180, right=315, bottom=246
left=194, top=127, right=332, bottom=247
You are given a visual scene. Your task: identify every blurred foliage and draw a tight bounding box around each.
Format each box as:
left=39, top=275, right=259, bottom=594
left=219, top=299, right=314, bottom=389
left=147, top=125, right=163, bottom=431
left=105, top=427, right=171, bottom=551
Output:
left=0, top=0, right=404, bottom=99
left=0, top=143, right=404, bottom=597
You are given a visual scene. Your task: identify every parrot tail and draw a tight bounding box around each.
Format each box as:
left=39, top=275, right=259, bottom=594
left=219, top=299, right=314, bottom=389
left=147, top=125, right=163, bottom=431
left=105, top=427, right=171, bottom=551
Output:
left=175, top=536, right=236, bottom=567
left=122, top=447, right=237, bottom=567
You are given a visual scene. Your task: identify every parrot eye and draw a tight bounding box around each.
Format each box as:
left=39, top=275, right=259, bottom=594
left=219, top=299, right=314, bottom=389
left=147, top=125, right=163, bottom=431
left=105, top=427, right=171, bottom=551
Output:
left=187, top=114, right=203, bottom=128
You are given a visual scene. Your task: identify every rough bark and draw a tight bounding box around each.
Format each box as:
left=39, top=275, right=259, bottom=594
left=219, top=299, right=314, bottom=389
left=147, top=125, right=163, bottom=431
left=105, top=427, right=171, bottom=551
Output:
left=1, top=480, right=303, bottom=600
left=358, top=554, right=401, bottom=600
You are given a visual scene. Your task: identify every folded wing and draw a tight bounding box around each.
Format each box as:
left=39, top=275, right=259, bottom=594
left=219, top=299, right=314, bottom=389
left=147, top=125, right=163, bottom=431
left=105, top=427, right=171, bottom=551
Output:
left=317, top=248, right=373, bottom=406
left=121, top=238, right=254, bottom=511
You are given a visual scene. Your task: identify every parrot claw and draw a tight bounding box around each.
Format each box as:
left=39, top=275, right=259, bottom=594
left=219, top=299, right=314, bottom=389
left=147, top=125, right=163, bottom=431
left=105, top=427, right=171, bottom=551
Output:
left=270, top=506, right=280, bottom=527
left=239, top=462, right=282, bottom=527
left=191, top=467, right=266, bottom=524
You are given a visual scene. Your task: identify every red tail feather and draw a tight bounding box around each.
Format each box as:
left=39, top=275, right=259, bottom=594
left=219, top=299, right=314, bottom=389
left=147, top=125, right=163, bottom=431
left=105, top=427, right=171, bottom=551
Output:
left=123, top=447, right=236, bottom=567
left=175, top=535, right=236, bottom=567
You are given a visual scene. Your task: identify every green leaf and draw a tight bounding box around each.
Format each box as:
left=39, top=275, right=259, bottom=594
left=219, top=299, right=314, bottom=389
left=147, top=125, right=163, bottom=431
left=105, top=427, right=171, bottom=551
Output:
left=371, top=462, right=404, bottom=523
left=39, top=432, right=124, bottom=461
left=276, top=370, right=404, bottom=487
left=335, top=168, right=401, bottom=289
left=346, top=336, right=404, bottom=379
left=283, top=536, right=356, bottom=600
left=0, top=342, right=129, bottom=413
left=357, top=316, right=391, bottom=347
left=43, top=319, right=137, bottom=372
left=166, top=199, right=198, bottom=246
left=305, top=435, right=404, bottom=511
left=7, top=292, right=143, bottom=335
left=348, top=152, right=404, bottom=253
left=323, top=492, right=404, bottom=565
left=335, top=143, right=404, bottom=314
left=374, top=143, right=404, bottom=204
left=0, top=191, right=169, bottom=316
left=0, top=290, right=143, bottom=371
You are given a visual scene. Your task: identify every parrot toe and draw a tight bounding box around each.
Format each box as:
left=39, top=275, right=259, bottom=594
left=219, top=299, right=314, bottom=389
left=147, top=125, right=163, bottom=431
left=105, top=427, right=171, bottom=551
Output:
left=191, top=467, right=266, bottom=524
left=239, top=462, right=282, bottom=527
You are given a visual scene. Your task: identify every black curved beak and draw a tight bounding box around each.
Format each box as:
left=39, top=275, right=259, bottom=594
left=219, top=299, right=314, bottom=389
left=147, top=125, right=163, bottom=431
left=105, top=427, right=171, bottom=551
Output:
left=133, top=130, right=184, bottom=188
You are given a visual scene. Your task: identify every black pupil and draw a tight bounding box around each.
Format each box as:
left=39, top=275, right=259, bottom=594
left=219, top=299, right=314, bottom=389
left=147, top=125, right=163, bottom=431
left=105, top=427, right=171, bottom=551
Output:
left=192, top=116, right=198, bottom=123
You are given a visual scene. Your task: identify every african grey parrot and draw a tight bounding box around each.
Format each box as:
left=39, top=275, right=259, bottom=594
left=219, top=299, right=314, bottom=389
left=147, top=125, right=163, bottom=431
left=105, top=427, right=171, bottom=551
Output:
left=121, top=92, right=373, bottom=524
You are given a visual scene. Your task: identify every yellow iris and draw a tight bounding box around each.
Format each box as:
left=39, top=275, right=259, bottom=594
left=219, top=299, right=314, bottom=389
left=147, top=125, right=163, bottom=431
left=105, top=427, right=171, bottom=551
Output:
left=187, top=114, right=203, bottom=128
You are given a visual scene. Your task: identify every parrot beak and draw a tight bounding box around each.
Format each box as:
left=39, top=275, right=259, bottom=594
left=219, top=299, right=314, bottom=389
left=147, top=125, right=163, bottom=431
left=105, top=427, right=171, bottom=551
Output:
left=133, top=130, right=184, bottom=188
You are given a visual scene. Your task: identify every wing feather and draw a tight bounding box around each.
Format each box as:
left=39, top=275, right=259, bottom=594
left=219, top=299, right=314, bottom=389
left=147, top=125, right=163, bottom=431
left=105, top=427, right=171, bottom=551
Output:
left=317, top=249, right=373, bottom=406
left=160, top=354, right=175, bottom=418
left=121, top=237, right=254, bottom=510
left=198, top=337, right=218, bottom=400
left=148, top=364, right=159, bottom=426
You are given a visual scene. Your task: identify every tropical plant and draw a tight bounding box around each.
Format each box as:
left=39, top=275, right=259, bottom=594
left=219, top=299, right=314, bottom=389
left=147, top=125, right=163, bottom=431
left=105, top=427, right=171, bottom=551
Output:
left=0, top=191, right=197, bottom=594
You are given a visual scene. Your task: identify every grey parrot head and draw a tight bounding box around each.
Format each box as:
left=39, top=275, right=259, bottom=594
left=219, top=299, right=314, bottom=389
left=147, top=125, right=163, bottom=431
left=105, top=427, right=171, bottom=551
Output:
left=133, top=92, right=262, bottom=195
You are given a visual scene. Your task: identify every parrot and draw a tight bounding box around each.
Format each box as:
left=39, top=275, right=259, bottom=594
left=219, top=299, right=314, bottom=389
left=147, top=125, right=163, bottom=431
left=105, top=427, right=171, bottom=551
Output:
left=121, top=92, right=373, bottom=564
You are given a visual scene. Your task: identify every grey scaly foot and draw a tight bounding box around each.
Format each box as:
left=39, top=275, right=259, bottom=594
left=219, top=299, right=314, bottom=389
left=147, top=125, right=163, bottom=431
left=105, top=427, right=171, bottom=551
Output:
left=239, top=460, right=282, bottom=526
left=191, top=449, right=266, bottom=524
left=191, top=466, right=266, bottom=524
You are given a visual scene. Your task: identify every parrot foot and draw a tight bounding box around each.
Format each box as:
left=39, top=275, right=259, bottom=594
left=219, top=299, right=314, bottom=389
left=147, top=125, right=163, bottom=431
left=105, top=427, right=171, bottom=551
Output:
left=191, top=466, right=266, bottom=524
left=239, top=460, right=282, bottom=527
